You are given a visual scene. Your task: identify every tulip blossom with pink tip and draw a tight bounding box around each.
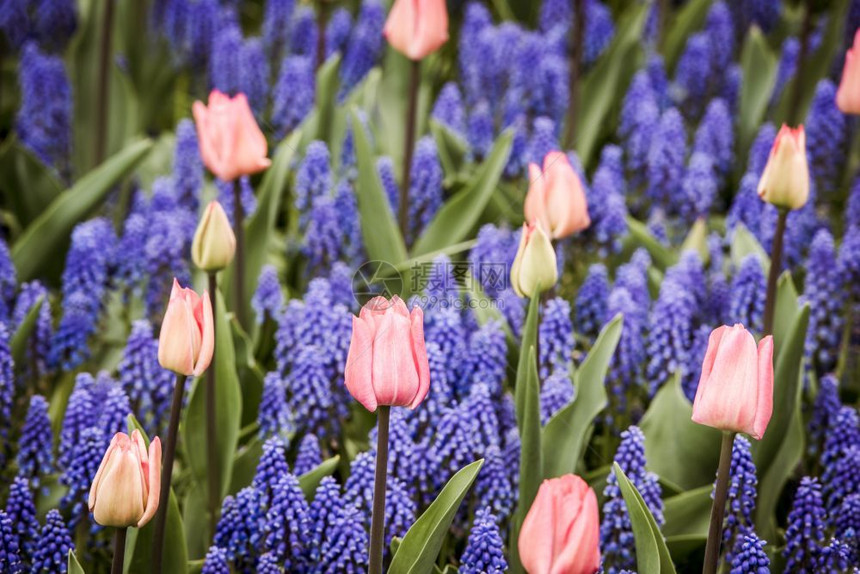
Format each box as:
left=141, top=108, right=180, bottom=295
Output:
left=344, top=296, right=430, bottom=412
left=89, top=430, right=162, bottom=528
left=158, top=279, right=215, bottom=377
left=757, top=124, right=809, bottom=211
left=192, top=90, right=271, bottom=182
left=692, top=324, right=774, bottom=440
left=837, top=29, right=860, bottom=114
left=519, top=474, right=601, bottom=574
left=525, top=151, right=591, bottom=239
left=383, top=0, right=449, bottom=61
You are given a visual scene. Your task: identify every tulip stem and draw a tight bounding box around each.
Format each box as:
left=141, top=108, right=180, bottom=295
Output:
left=111, top=527, right=127, bottom=574
left=207, top=271, right=220, bottom=539
left=788, top=1, right=812, bottom=125
left=152, top=373, right=187, bottom=574
left=399, top=59, right=421, bottom=242
left=368, top=406, right=390, bottom=574
left=702, top=431, right=735, bottom=574
left=96, top=0, right=115, bottom=164
left=564, top=0, right=586, bottom=149
left=763, top=209, right=788, bottom=335
left=232, top=179, right=247, bottom=329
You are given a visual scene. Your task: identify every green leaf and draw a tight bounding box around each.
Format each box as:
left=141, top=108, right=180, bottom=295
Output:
left=411, top=130, right=513, bottom=256
left=351, top=109, right=408, bottom=266
left=68, top=549, right=86, bottom=574
left=182, top=487, right=209, bottom=560
left=11, top=139, right=153, bottom=282
left=298, top=456, right=342, bottom=500
left=229, top=439, right=263, bottom=495
left=514, top=294, right=540, bottom=432
left=627, top=216, right=678, bottom=271
left=224, top=130, right=301, bottom=329
left=10, top=295, right=44, bottom=367
left=388, top=459, right=484, bottom=574
left=542, top=314, right=623, bottom=478
left=680, top=219, right=710, bottom=264
left=0, top=138, right=64, bottom=227
left=614, top=463, right=677, bottom=574
left=662, top=0, right=714, bottom=72
left=575, top=3, right=650, bottom=166
left=738, top=26, right=778, bottom=159
left=662, top=485, right=712, bottom=538
left=183, top=288, right=243, bottom=498
left=429, top=120, right=468, bottom=180
left=314, top=54, right=342, bottom=145
left=128, top=490, right=188, bottom=574
left=754, top=304, right=809, bottom=541
left=640, top=373, right=722, bottom=490
left=729, top=223, right=769, bottom=271
left=772, top=272, right=799, bottom=357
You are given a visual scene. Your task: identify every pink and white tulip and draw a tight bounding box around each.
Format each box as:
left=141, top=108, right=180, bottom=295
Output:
left=757, top=124, right=809, bottom=211
left=692, top=324, right=774, bottom=440
left=158, top=279, right=215, bottom=377
left=525, top=152, right=591, bottom=239
left=837, top=29, right=860, bottom=114
left=192, top=90, right=271, bottom=182
left=89, top=430, right=162, bottom=528
left=383, top=0, right=449, bottom=61
left=519, top=474, right=601, bottom=574
left=344, top=296, right=431, bottom=412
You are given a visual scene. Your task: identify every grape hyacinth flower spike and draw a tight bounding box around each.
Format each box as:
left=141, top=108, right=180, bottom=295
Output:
left=757, top=124, right=809, bottom=334
left=383, top=0, right=448, bottom=239
left=344, top=295, right=430, bottom=574
left=153, top=279, right=214, bottom=574
left=89, top=430, right=162, bottom=574
left=692, top=324, right=774, bottom=574
left=192, top=201, right=237, bottom=537
left=193, top=89, right=271, bottom=328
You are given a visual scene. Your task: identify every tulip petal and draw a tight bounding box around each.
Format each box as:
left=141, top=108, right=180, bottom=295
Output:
left=371, top=311, right=418, bottom=406
left=89, top=433, right=122, bottom=512
left=408, top=306, right=431, bottom=409
left=345, top=315, right=378, bottom=412
left=519, top=480, right=559, bottom=574
left=192, top=290, right=215, bottom=377
left=138, top=437, right=162, bottom=528
left=692, top=325, right=728, bottom=409
left=753, top=336, right=774, bottom=440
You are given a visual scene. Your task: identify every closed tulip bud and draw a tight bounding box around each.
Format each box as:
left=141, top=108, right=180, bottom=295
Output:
left=192, top=201, right=236, bottom=272
left=344, top=296, right=430, bottom=412
left=510, top=222, right=558, bottom=298
left=158, top=279, right=215, bottom=377
left=519, top=474, right=601, bottom=574
left=692, top=324, right=774, bottom=440
left=383, top=0, right=449, bottom=61
left=192, top=90, right=271, bottom=182
left=89, top=431, right=162, bottom=528
left=837, top=30, right=860, bottom=114
left=757, top=124, right=809, bottom=211
left=525, top=152, right=591, bottom=239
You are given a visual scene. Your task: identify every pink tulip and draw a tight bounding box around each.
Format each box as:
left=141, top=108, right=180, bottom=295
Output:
left=192, top=90, right=271, bottom=182
left=383, top=0, right=449, bottom=61
left=692, top=324, right=774, bottom=440
left=757, top=124, right=809, bottom=211
left=525, top=151, right=591, bottom=239
left=158, top=279, right=215, bottom=377
left=519, top=474, right=601, bottom=574
left=344, top=296, right=430, bottom=412
left=89, top=430, right=162, bottom=528
left=837, top=29, right=860, bottom=114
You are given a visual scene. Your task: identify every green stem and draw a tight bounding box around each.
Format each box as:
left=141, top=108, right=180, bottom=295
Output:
left=96, top=0, right=115, bottom=164
left=564, top=0, right=585, bottom=149
left=787, top=1, right=812, bottom=125
left=152, top=373, right=188, bottom=574
left=316, top=1, right=329, bottom=70
left=207, top=271, right=220, bottom=539
left=399, top=60, right=421, bottom=242
left=702, top=432, right=735, bottom=574
left=232, top=179, right=247, bottom=329
left=111, top=527, right=127, bottom=574
left=368, top=406, right=390, bottom=574
left=763, top=209, right=788, bottom=335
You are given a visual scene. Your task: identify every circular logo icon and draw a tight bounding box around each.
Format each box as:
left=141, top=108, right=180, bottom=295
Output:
left=352, top=260, right=404, bottom=307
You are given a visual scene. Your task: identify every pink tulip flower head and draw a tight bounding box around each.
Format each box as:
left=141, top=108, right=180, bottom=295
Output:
left=692, top=324, right=774, bottom=440
left=837, top=29, right=860, bottom=114
left=192, top=90, right=271, bottom=182
left=519, top=474, right=601, bottom=574
left=89, top=430, right=162, bottom=528
left=525, top=151, right=591, bottom=239
left=384, top=0, right=449, bottom=60
left=158, top=279, right=215, bottom=377
left=757, top=124, right=809, bottom=211
left=344, top=296, right=430, bottom=412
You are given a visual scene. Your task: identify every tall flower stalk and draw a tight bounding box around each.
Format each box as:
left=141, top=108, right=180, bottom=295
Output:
left=95, top=0, right=115, bottom=163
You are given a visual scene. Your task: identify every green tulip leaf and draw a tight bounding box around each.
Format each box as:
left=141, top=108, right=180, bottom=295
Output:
left=0, top=138, right=64, bottom=227
left=729, top=223, right=769, bottom=272
left=542, top=314, right=623, bottom=478
left=662, top=485, right=712, bottom=539
left=68, top=549, right=86, bottom=574
left=738, top=26, right=778, bottom=159
left=128, top=490, right=188, bottom=574
left=388, top=459, right=484, bottom=574
left=429, top=119, right=468, bottom=180
left=314, top=53, right=341, bottom=145
left=662, top=0, right=714, bottom=72
left=298, top=456, right=342, bottom=500
left=627, top=216, right=678, bottom=271
left=10, top=295, right=44, bottom=367
left=514, top=294, right=540, bottom=431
